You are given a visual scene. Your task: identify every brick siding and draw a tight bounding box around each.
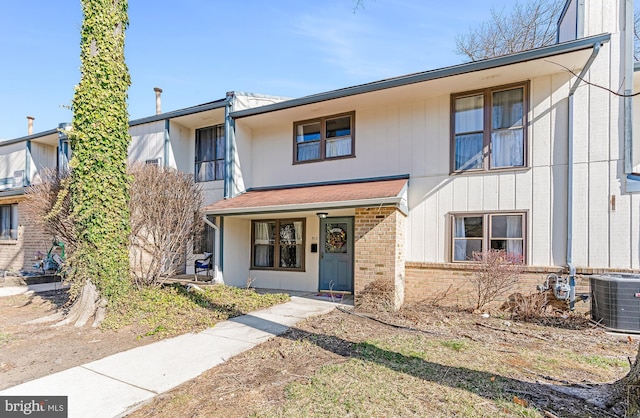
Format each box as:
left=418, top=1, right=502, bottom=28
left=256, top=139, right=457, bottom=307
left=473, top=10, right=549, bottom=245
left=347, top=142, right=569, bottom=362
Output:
left=0, top=197, right=52, bottom=273
left=354, top=207, right=406, bottom=309
left=405, top=262, right=597, bottom=312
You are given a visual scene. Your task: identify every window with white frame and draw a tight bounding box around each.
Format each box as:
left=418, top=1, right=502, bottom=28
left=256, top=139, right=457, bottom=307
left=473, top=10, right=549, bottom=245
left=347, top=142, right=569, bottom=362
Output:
left=195, top=125, right=225, bottom=182
left=252, top=219, right=305, bottom=270
left=452, top=83, right=527, bottom=172
left=294, top=112, right=355, bottom=163
left=0, top=204, right=18, bottom=240
left=452, top=212, right=525, bottom=262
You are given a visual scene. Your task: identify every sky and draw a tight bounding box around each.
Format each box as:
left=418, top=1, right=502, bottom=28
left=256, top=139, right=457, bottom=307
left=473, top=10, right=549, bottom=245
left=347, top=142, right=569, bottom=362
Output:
left=0, top=0, right=517, bottom=140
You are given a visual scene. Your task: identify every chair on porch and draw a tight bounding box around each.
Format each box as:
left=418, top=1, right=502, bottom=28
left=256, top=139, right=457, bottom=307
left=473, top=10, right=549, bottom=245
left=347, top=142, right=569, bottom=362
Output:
left=194, top=252, right=213, bottom=281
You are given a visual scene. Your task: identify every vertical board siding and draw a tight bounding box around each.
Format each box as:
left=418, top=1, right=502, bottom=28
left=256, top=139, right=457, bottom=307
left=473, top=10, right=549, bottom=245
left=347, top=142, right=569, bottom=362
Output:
left=531, top=166, right=551, bottom=266
left=531, top=76, right=552, bottom=167
left=551, top=164, right=568, bottom=265
left=587, top=160, right=610, bottom=266
left=610, top=161, right=632, bottom=268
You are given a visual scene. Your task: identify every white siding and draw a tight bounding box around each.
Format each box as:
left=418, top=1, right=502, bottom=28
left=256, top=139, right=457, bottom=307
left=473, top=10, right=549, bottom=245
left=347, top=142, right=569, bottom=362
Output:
left=0, top=143, right=26, bottom=189
left=29, top=142, right=56, bottom=184
left=128, top=120, right=165, bottom=164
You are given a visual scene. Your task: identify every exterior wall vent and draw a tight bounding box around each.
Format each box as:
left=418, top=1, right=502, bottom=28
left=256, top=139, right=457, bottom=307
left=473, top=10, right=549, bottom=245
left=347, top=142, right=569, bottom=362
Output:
left=13, top=170, right=24, bottom=188
left=591, top=274, right=640, bottom=333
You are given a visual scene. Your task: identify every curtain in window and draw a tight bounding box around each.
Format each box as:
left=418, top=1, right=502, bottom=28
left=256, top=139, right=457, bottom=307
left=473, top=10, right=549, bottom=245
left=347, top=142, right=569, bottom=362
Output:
left=0, top=206, right=10, bottom=240
left=254, top=222, right=273, bottom=267
left=455, top=95, right=483, bottom=133
left=491, top=130, right=523, bottom=167
left=297, top=142, right=320, bottom=161
left=10, top=204, right=17, bottom=239
left=455, top=134, right=483, bottom=170
left=505, top=215, right=523, bottom=258
left=326, top=137, right=351, bottom=158
left=453, top=217, right=467, bottom=261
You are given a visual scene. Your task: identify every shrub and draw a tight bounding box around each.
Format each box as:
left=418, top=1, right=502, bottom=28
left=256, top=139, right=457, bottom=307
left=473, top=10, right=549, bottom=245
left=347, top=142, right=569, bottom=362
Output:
left=470, top=249, right=523, bottom=310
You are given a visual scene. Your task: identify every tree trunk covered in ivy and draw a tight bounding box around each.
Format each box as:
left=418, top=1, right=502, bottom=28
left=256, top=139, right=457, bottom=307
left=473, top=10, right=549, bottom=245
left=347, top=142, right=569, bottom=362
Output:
left=65, top=0, right=132, bottom=321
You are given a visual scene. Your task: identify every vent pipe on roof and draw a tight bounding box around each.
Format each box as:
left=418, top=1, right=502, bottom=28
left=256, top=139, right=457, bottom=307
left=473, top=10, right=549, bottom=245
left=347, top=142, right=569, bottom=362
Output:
left=154, top=87, right=163, bottom=115
left=27, top=116, right=34, bottom=135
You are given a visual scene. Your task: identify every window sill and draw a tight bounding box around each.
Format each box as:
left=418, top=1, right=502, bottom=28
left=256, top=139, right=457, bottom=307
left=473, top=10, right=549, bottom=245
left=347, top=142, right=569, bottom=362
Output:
left=250, top=268, right=306, bottom=273
left=449, top=166, right=530, bottom=177
left=0, top=239, right=18, bottom=245
left=293, top=154, right=356, bottom=165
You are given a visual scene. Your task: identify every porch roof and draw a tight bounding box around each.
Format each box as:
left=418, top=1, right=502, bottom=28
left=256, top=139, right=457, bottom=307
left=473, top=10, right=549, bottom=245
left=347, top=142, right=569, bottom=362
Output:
left=204, top=175, right=409, bottom=216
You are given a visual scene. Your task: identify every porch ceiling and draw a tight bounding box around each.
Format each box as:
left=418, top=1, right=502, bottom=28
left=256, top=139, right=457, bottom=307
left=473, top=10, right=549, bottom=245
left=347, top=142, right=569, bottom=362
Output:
left=205, top=176, right=409, bottom=216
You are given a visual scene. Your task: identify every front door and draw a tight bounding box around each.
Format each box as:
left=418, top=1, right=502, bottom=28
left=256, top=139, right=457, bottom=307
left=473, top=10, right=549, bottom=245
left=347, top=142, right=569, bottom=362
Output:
left=319, top=217, right=354, bottom=292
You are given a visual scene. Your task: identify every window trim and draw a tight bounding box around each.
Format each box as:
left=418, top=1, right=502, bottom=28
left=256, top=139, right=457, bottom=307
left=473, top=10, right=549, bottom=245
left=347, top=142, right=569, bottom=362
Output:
left=293, top=111, right=355, bottom=164
left=250, top=218, right=306, bottom=271
left=195, top=124, right=225, bottom=182
left=0, top=203, right=18, bottom=241
left=450, top=82, right=529, bottom=174
left=450, top=211, right=527, bottom=263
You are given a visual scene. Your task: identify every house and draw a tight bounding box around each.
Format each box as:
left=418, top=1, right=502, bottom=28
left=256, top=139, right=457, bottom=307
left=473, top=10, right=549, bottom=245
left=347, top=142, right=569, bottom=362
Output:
left=1, top=0, right=638, bottom=308
left=202, top=0, right=640, bottom=307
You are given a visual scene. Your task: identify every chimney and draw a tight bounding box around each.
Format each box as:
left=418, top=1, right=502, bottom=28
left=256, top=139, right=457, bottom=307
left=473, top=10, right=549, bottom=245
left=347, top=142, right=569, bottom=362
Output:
left=154, top=87, right=163, bottom=115
left=27, top=116, right=34, bottom=135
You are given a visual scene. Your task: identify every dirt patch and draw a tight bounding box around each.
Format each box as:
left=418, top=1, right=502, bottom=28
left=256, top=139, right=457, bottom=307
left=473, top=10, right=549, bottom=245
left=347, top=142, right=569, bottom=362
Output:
left=0, top=289, right=151, bottom=390
left=2, top=290, right=638, bottom=417
left=129, top=304, right=638, bottom=418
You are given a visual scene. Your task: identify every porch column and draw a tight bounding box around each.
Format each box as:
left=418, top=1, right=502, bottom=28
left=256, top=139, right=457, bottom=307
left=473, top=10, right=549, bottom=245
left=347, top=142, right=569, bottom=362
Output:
left=354, top=207, right=406, bottom=310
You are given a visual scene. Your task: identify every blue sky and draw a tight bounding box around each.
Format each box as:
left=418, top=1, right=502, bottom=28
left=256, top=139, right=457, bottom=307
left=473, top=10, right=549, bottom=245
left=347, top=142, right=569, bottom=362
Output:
left=0, top=0, right=516, bottom=140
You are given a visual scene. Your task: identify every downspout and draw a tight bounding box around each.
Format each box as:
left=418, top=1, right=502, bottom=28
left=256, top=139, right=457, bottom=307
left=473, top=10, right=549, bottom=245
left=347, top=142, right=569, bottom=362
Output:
left=567, top=42, right=601, bottom=309
left=24, top=140, right=31, bottom=187
left=164, top=119, right=170, bottom=168
left=624, top=0, right=634, bottom=175
left=224, top=92, right=236, bottom=198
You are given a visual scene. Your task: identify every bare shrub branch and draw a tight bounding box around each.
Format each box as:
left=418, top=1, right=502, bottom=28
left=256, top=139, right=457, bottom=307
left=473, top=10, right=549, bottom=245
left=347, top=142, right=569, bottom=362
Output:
left=128, top=163, right=203, bottom=287
left=470, top=249, right=523, bottom=310
left=24, top=168, right=77, bottom=252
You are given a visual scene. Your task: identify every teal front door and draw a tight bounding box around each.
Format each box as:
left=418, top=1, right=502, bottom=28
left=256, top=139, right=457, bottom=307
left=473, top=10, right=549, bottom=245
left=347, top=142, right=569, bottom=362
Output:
left=319, top=217, right=354, bottom=292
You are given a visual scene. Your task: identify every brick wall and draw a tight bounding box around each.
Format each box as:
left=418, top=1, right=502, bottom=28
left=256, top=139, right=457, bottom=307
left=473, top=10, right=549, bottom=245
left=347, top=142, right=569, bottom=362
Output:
left=405, top=262, right=594, bottom=312
left=0, top=197, right=52, bottom=273
left=354, top=207, right=406, bottom=309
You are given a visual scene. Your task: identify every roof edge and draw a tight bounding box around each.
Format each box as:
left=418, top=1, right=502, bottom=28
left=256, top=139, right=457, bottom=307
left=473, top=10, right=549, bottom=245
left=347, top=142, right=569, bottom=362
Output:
left=230, top=33, right=611, bottom=119
left=244, top=174, right=410, bottom=193
left=206, top=196, right=405, bottom=217
left=0, top=129, right=58, bottom=147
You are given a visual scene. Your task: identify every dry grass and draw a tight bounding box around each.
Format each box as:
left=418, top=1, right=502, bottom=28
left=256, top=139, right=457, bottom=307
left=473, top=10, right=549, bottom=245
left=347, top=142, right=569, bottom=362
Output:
left=130, top=303, right=637, bottom=418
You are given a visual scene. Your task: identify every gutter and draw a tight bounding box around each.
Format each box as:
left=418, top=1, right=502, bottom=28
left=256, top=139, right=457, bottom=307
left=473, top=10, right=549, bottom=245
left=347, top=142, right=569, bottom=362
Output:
left=624, top=0, right=634, bottom=176
left=206, top=196, right=408, bottom=217
left=566, top=42, right=603, bottom=309
left=231, top=33, right=611, bottom=119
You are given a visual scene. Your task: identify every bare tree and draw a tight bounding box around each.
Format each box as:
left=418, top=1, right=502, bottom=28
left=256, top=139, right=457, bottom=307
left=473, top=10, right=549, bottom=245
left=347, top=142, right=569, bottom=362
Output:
left=455, top=0, right=565, bottom=61
left=128, top=163, right=203, bottom=287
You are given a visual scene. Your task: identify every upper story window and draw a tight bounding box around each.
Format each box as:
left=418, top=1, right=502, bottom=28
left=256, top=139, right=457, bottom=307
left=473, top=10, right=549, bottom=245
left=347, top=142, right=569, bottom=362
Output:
left=294, top=112, right=355, bottom=163
left=0, top=204, right=18, bottom=240
left=451, top=212, right=525, bottom=263
left=451, top=83, right=528, bottom=173
left=195, top=125, right=225, bottom=182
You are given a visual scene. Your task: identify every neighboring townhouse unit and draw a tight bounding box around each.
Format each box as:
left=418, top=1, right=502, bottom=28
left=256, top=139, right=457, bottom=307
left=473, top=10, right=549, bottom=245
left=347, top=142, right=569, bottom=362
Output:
left=1, top=0, right=638, bottom=309
left=0, top=92, right=286, bottom=275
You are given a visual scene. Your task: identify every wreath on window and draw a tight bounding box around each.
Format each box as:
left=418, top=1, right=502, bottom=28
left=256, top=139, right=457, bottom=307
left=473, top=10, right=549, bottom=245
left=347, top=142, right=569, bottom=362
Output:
left=326, top=227, right=346, bottom=252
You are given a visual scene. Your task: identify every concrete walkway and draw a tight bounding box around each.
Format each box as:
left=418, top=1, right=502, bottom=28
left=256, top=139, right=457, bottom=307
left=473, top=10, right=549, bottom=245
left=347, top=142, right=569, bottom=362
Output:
left=0, top=294, right=344, bottom=417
